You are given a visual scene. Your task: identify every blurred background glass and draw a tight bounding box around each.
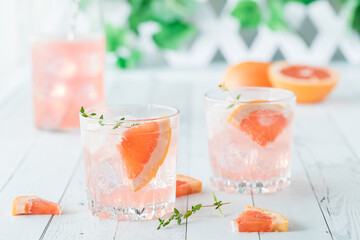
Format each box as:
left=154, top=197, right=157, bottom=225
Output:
left=30, top=0, right=105, bottom=130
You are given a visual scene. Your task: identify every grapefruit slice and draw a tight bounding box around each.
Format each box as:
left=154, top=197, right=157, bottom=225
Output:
left=117, top=118, right=172, bottom=192
left=268, top=61, right=339, bottom=103
left=12, top=195, right=62, bottom=216
left=176, top=174, right=202, bottom=197
left=221, top=62, right=272, bottom=88
left=232, top=206, right=288, bottom=232
left=227, top=101, right=287, bottom=147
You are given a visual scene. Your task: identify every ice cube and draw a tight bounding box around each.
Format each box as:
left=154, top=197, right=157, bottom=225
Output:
left=93, top=159, right=119, bottom=194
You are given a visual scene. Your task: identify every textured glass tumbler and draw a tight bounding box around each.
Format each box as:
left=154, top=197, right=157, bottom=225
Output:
left=80, top=105, right=179, bottom=220
left=205, top=87, right=296, bottom=194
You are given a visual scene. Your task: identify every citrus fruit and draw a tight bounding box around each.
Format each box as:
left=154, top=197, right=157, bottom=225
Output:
left=268, top=61, right=339, bottom=103
left=231, top=206, right=288, bottom=232
left=117, top=118, right=172, bottom=192
left=12, top=195, right=62, bottom=216
left=221, top=62, right=272, bottom=88
left=176, top=174, right=202, bottom=197
left=227, top=101, right=287, bottom=147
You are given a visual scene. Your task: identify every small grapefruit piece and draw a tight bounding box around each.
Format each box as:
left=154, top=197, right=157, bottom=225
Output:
left=12, top=195, right=62, bottom=216
left=227, top=101, right=287, bottom=147
left=221, top=62, right=272, bottom=88
left=232, top=206, right=288, bottom=232
left=117, top=118, right=172, bottom=192
left=268, top=61, right=339, bottom=103
left=176, top=174, right=202, bottom=197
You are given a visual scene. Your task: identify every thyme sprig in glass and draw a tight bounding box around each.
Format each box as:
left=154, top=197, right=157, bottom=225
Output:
left=80, top=106, right=127, bottom=128
left=157, top=192, right=230, bottom=230
left=218, top=84, right=241, bottom=109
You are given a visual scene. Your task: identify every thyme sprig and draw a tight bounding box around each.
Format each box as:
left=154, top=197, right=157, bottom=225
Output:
left=218, top=84, right=241, bottom=109
left=157, top=193, right=230, bottom=230
left=80, top=106, right=127, bottom=128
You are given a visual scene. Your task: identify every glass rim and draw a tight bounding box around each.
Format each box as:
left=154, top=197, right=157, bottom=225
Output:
left=204, top=87, right=296, bottom=104
left=79, top=104, right=180, bottom=124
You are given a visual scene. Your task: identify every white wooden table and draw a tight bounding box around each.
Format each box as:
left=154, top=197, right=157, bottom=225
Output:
left=1, top=63, right=359, bottom=239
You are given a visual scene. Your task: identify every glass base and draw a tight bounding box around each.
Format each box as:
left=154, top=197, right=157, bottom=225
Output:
left=88, top=199, right=174, bottom=221
left=211, top=176, right=290, bottom=194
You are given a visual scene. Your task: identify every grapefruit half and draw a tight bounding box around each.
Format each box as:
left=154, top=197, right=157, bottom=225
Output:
left=232, top=206, right=288, bottom=232
left=268, top=61, right=339, bottom=103
left=227, top=101, right=287, bottom=147
left=12, top=195, right=62, bottom=216
left=176, top=174, right=202, bottom=197
left=117, top=118, right=172, bottom=192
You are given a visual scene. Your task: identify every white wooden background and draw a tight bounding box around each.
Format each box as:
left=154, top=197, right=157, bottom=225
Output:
left=0, top=63, right=359, bottom=239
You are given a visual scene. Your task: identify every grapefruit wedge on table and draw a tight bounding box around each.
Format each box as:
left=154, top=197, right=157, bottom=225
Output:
left=117, top=118, right=172, bottom=192
left=12, top=196, right=62, bottom=216
left=232, top=206, right=288, bottom=232
left=227, top=101, right=287, bottom=147
left=176, top=175, right=202, bottom=197
left=268, top=61, right=339, bottom=103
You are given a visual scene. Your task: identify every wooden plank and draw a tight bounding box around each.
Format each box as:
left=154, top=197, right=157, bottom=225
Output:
left=42, top=162, right=118, bottom=240
left=0, top=83, right=44, bottom=193
left=254, top=151, right=331, bottom=240
left=293, top=102, right=360, bottom=240
left=0, top=131, right=82, bottom=239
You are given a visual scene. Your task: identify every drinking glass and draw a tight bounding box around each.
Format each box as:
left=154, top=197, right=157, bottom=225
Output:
left=79, top=105, right=179, bottom=220
left=205, top=87, right=296, bottom=194
left=30, top=0, right=105, bottom=130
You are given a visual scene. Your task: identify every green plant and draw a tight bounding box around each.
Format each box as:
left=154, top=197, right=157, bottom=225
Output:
left=105, top=0, right=198, bottom=69
left=231, top=0, right=360, bottom=33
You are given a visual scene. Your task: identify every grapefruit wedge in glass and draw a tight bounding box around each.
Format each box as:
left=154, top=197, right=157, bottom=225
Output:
left=12, top=195, right=62, bottom=216
left=227, top=101, right=287, bottom=147
left=232, top=206, right=288, bottom=232
left=117, top=118, right=172, bottom=192
left=268, top=61, right=339, bottom=103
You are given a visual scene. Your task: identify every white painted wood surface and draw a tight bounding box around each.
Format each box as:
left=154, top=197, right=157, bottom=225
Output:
left=0, top=63, right=359, bottom=239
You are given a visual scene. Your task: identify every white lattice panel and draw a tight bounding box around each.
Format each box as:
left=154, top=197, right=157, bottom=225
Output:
left=154, top=0, right=360, bottom=67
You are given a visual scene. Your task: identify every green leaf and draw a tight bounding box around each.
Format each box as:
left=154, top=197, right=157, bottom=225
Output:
left=177, top=218, right=182, bottom=225
left=213, top=192, right=217, bottom=202
left=105, top=24, right=129, bottom=52
left=100, top=115, right=104, bottom=120
left=195, top=204, right=202, bottom=211
left=231, top=0, right=261, bottom=28
left=227, top=103, right=235, bottom=109
left=351, top=4, right=360, bottom=34
left=153, top=21, right=196, bottom=50
left=116, top=49, right=142, bottom=69
left=81, top=113, right=88, bottom=118
left=90, top=113, right=96, bottom=116
left=149, top=0, right=198, bottom=23
left=184, top=211, right=192, bottom=218
left=288, top=0, right=317, bottom=4
left=236, top=94, right=241, bottom=100
left=127, top=0, right=154, bottom=33
left=174, top=208, right=180, bottom=215
left=80, top=106, right=85, bottom=113
left=267, top=0, right=287, bottom=31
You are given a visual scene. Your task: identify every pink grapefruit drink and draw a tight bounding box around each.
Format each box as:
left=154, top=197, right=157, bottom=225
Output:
left=205, top=87, right=296, bottom=194
left=32, top=35, right=105, bottom=130
left=79, top=105, right=179, bottom=220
